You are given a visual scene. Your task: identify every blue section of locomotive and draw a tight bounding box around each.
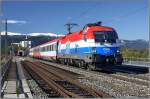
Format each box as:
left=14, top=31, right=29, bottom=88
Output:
left=59, top=46, right=118, bottom=55
left=91, top=46, right=122, bottom=65
left=58, top=45, right=122, bottom=65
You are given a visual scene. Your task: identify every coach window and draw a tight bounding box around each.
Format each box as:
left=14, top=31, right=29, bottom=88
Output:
left=52, top=45, right=54, bottom=51
left=52, top=45, right=53, bottom=51
left=53, top=44, right=55, bottom=51
left=51, top=45, right=52, bottom=51
left=47, top=46, right=49, bottom=51
left=55, top=44, right=56, bottom=50
left=44, top=47, right=46, bottom=51
left=42, top=47, right=44, bottom=52
left=49, top=45, right=50, bottom=51
left=46, top=46, right=47, bottom=51
left=54, top=44, right=56, bottom=50
left=48, top=45, right=50, bottom=51
left=46, top=46, right=48, bottom=51
left=47, top=46, right=48, bottom=51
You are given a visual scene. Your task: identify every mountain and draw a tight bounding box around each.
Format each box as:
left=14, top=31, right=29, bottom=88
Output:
left=120, top=39, right=149, bottom=49
left=1, top=32, right=148, bottom=53
left=1, top=32, right=65, bottom=52
left=1, top=35, right=57, bottom=48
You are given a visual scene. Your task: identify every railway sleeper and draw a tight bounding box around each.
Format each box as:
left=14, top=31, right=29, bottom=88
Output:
left=22, top=63, right=62, bottom=98
left=55, top=80, right=94, bottom=97
left=24, top=61, right=112, bottom=98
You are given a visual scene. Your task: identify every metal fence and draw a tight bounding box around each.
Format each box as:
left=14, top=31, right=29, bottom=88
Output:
left=123, top=57, right=150, bottom=67
left=0, top=57, right=12, bottom=88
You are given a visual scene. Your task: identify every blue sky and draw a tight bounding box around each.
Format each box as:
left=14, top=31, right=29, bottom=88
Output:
left=1, top=0, right=149, bottom=40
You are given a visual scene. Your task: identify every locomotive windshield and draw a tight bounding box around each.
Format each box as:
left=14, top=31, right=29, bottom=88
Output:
left=94, top=31, right=118, bottom=43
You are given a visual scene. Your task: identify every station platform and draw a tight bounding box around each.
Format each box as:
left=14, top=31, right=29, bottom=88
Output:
left=1, top=57, right=32, bottom=98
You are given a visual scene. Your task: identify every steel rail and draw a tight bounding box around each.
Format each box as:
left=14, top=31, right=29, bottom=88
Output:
left=31, top=61, right=111, bottom=98
left=23, top=61, right=81, bottom=98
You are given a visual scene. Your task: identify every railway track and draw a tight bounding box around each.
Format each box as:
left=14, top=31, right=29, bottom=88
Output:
left=22, top=64, right=61, bottom=98
left=24, top=58, right=149, bottom=97
left=22, top=61, right=111, bottom=98
left=36, top=59, right=149, bottom=86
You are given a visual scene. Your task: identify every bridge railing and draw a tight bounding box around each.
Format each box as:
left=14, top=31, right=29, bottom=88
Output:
left=123, top=57, right=150, bottom=67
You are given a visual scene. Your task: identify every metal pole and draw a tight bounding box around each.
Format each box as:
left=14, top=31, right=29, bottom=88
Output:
left=5, top=19, right=7, bottom=59
left=148, top=0, right=150, bottom=71
left=0, top=19, right=2, bottom=66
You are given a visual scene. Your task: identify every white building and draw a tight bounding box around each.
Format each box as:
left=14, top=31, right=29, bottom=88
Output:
left=20, top=41, right=31, bottom=48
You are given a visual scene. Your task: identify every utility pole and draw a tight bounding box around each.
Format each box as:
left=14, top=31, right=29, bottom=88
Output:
left=5, top=19, right=8, bottom=58
left=0, top=20, right=2, bottom=64
left=149, top=0, right=150, bottom=68
left=65, top=22, right=78, bottom=34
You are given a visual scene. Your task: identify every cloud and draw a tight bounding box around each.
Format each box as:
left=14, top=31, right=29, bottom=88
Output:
left=2, top=20, right=27, bottom=24
left=1, top=31, right=22, bottom=35
left=0, top=31, right=65, bottom=37
left=29, top=32, right=65, bottom=37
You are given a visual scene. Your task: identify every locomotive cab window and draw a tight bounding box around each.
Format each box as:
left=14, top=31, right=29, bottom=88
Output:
left=94, top=31, right=118, bottom=43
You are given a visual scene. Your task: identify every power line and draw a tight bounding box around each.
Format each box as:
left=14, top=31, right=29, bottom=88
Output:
left=71, top=3, right=100, bottom=22
left=65, top=3, right=101, bottom=32
left=104, top=6, right=148, bottom=24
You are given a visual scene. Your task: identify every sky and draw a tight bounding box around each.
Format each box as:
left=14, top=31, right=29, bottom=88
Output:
left=0, top=0, right=149, bottom=40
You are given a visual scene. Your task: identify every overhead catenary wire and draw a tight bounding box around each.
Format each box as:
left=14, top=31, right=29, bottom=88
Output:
left=70, top=3, right=147, bottom=25
left=65, top=3, right=100, bottom=33
left=104, top=5, right=148, bottom=24
left=71, top=3, right=100, bottom=22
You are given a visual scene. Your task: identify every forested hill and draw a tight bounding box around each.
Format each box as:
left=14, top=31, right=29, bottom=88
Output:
left=120, top=39, right=149, bottom=50
left=1, top=35, right=148, bottom=50
left=1, top=35, right=56, bottom=48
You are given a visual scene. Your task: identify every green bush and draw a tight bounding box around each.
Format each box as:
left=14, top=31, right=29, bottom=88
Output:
left=121, top=48, right=148, bottom=58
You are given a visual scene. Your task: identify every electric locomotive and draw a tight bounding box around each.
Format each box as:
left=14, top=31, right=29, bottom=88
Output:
left=57, top=22, right=123, bottom=70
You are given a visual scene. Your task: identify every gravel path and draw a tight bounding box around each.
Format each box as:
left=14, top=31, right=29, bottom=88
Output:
left=78, top=75, right=149, bottom=97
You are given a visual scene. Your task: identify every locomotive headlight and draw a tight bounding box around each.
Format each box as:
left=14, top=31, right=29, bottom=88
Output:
left=117, top=49, right=120, bottom=53
left=116, top=49, right=120, bottom=54
left=92, top=47, right=96, bottom=53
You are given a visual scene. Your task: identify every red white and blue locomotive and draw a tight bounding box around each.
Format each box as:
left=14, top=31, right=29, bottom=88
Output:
left=29, top=22, right=123, bottom=70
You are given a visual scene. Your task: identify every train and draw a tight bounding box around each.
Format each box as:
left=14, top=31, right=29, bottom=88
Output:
left=29, top=22, right=123, bottom=70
